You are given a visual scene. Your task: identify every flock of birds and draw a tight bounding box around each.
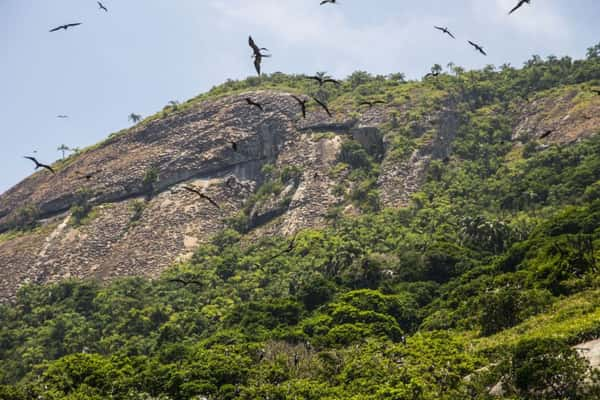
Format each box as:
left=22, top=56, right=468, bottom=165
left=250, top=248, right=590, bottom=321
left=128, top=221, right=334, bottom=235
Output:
left=23, top=0, right=540, bottom=209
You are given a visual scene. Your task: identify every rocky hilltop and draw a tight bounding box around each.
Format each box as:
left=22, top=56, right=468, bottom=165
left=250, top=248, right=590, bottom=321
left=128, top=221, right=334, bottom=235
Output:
left=0, top=76, right=599, bottom=303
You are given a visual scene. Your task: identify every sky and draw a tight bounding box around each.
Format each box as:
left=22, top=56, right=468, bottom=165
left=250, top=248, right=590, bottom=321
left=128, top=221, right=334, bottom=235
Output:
left=1, top=0, right=599, bottom=193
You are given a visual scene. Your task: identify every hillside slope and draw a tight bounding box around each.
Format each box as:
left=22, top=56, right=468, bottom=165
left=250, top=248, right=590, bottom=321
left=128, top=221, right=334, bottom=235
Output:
left=1, top=50, right=600, bottom=399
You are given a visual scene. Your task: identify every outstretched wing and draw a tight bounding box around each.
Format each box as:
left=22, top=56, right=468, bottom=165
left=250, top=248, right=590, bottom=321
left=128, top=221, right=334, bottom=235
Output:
left=312, top=97, right=332, bottom=117
left=248, top=36, right=260, bottom=54
left=323, top=78, right=341, bottom=85
left=254, top=56, right=261, bottom=76
left=509, top=0, right=525, bottom=14
left=49, top=26, right=63, bottom=32
left=66, top=23, right=82, bottom=28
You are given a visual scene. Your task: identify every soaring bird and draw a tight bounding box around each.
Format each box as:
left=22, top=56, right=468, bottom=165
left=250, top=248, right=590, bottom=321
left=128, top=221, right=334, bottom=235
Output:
left=56, top=115, right=69, bottom=119
left=320, top=0, right=337, bottom=5
left=434, top=26, right=455, bottom=39
left=183, top=186, right=220, bottom=209
left=49, top=23, right=82, bottom=32
left=306, top=75, right=340, bottom=87
left=97, top=1, right=108, bottom=12
left=248, top=36, right=270, bottom=76
left=312, top=97, right=332, bottom=117
left=425, top=72, right=440, bottom=79
left=24, top=156, right=55, bottom=174
left=509, top=0, right=531, bottom=14
left=358, top=100, right=386, bottom=108
left=540, top=129, right=554, bottom=139
left=245, top=98, right=264, bottom=111
left=291, top=95, right=308, bottom=118
left=76, top=170, right=101, bottom=181
left=468, top=41, right=487, bottom=56
left=167, top=277, right=203, bottom=287
left=265, top=234, right=298, bottom=263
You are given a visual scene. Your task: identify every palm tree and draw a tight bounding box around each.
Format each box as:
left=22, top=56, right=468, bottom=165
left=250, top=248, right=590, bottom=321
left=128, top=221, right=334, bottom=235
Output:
left=57, top=144, right=70, bottom=159
left=128, top=113, right=142, bottom=124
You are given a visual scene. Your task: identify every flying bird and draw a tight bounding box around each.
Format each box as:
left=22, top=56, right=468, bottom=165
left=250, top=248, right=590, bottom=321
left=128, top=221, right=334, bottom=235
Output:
left=306, top=75, right=340, bottom=87
left=425, top=72, right=440, bottom=79
left=49, top=23, right=82, bottom=32
left=248, top=36, right=270, bottom=76
left=291, top=95, right=308, bottom=118
left=183, top=186, right=220, bottom=209
left=312, top=97, right=332, bottom=117
left=358, top=100, right=386, bottom=108
left=97, top=1, right=108, bottom=12
left=320, top=0, right=337, bottom=4
left=76, top=170, right=101, bottom=181
left=434, top=26, right=455, bottom=39
left=167, top=277, right=203, bottom=287
left=245, top=98, right=264, bottom=111
left=468, top=41, right=487, bottom=56
left=540, top=129, right=554, bottom=139
left=509, top=0, right=531, bottom=14
left=264, top=234, right=299, bottom=263
left=24, top=156, right=55, bottom=174
left=56, top=115, right=69, bottom=119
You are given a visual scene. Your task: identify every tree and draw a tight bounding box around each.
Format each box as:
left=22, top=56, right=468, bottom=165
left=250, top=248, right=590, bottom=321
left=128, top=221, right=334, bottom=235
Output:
left=57, top=144, right=70, bottom=159
left=128, top=113, right=142, bottom=124
left=511, top=338, right=590, bottom=400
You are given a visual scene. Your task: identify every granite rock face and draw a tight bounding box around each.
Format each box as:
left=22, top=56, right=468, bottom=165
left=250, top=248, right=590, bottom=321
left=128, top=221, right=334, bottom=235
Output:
left=0, top=87, right=597, bottom=302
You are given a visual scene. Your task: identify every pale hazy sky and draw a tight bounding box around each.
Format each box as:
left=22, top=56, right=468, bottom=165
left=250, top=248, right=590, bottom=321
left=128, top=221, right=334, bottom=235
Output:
left=1, top=0, right=599, bottom=192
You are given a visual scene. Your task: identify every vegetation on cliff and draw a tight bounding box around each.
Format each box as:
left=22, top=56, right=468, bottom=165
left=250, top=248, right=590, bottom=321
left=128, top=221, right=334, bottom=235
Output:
left=1, top=46, right=600, bottom=399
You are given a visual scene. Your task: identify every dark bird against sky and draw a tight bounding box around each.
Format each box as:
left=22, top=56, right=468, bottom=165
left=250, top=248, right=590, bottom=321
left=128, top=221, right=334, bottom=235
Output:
left=248, top=36, right=270, bottom=76
left=434, top=26, right=455, bottom=39
left=98, top=2, right=108, bottom=12
left=49, top=23, right=82, bottom=32
left=509, top=0, right=531, bottom=15
left=306, top=75, right=341, bottom=87
left=468, top=40, right=487, bottom=56
left=24, top=156, right=55, bottom=174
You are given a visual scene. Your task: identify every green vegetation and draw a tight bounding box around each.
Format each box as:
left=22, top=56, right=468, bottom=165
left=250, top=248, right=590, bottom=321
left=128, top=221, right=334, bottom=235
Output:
left=2, top=45, right=600, bottom=399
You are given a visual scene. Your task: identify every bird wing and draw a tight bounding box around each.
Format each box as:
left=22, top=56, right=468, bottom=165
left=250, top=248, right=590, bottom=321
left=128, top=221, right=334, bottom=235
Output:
left=183, top=186, right=202, bottom=196
left=468, top=40, right=477, bottom=48
left=358, top=101, right=373, bottom=107
left=447, top=31, right=456, bottom=39
left=24, top=156, right=38, bottom=164
left=306, top=76, right=322, bottom=83
left=434, top=26, right=444, bottom=31
left=66, top=23, right=82, bottom=28
left=323, top=78, right=341, bottom=85
left=290, top=95, right=304, bottom=104
left=372, top=100, right=386, bottom=105
left=41, top=164, right=56, bottom=174
left=49, top=26, right=63, bottom=32
left=199, top=193, right=221, bottom=209
left=313, top=97, right=332, bottom=117
left=509, top=1, right=525, bottom=14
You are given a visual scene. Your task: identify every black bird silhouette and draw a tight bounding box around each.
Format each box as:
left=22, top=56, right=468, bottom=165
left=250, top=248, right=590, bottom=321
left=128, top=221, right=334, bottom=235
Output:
left=230, top=141, right=238, bottom=152
left=540, top=129, right=554, bottom=139
left=248, top=36, right=270, bottom=76
left=509, top=0, right=531, bottom=15
left=312, top=97, right=332, bottom=117
left=320, top=0, right=337, bottom=5
left=76, top=170, right=101, bottom=181
left=24, top=156, right=55, bottom=174
left=306, top=75, right=340, bottom=87
left=291, top=95, right=308, bottom=118
left=265, top=234, right=298, bottom=263
left=358, top=100, right=386, bottom=108
left=245, top=98, right=264, bottom=111
left=434, top=26, right=455, bottom=39
left=56, top=115, right=69, bottom=119
left=183, top=186, right=220, bottom=209
left=168, top=277, right=203, bottom=287
left=97, top=1, right=108, bottom=12
left=425, top=72, right=440, bottom=79
left=49, top=23, right=82, bottom=32
left=468, top=41, right=487, bottom=56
